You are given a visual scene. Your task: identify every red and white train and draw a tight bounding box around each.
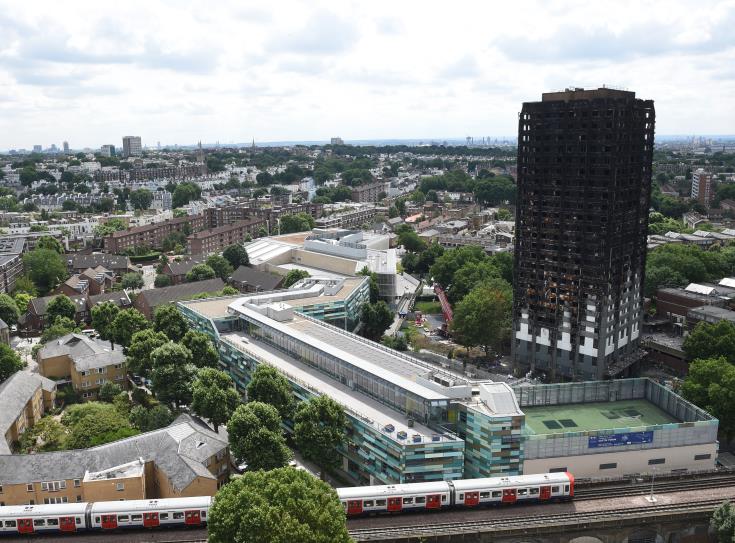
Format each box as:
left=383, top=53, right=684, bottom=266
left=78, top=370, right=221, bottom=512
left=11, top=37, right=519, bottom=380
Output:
left=0, top=473, right=574, bottom=535
left=337, top=472, right=574, bottom=516
left=0, top=496, right=210, bottom=536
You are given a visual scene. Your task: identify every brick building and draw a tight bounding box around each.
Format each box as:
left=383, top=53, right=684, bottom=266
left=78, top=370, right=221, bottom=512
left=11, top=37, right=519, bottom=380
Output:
left=103, top=215, right=207, bottom=254
left=187, top=218, right=266, bottom=256
left=133, top=278, right=224, bottom=319
left=351, top=181, right=386, bottom=203
left=0, top=254, right=23, bottom=294
left=0, top=372, right=56, bottom=455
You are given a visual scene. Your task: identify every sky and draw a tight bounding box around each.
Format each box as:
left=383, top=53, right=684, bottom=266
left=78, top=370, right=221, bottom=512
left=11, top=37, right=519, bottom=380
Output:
left=0, top=0, right=734, bottom=150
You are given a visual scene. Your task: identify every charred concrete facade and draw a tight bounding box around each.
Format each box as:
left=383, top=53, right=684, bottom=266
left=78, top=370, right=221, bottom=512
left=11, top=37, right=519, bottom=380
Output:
left=512, top=88, right=655, bottom=381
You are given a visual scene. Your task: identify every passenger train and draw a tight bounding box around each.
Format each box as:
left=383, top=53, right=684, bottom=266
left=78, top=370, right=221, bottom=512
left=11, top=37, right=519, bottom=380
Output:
left=0, top=473, right=573, bottom=535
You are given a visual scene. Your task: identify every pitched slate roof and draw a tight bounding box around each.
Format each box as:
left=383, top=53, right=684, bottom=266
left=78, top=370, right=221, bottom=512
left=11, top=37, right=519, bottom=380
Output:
left=69, top=254, right=131, bottom=271
left=38, top=333, right=125, bottom=371
left=136, top=278, right=224, bottom=309
left=0, top=414, right=228, bottom=491
left=166, top=255, right=206, bottom=277
left=88, top=291, right=131, bottom=308
left=231, top=265, right=283, bottom=291
left=29, top=294, right=88, bottom=317
left=0, top=372, right=56, bottom=454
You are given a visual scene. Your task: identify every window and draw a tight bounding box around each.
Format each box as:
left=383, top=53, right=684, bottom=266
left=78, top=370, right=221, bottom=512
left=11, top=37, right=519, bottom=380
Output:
left=530, top=488, right=539, bottom=495
left=549, top=467, right=567, bottom=473
left=160, top=513, right=169, bottom=520
left=695, top=453, right=712, bottom=461
left=118, top=515, right=129, bottom=522
left=77, top=496, right=82, bottom=502
left=363, top=500, right=373, bottom=508
left=0, top=484, right=2, bottom=493
left=76, top=518, right=81, bottom=525
left=458, top=493, right=464, bottom=500
left=518, top=489, right=528, bottom=496
left=201, top=511, right=206, bottom=519
left=173, top=512, right=184, bottom=520
left=648, top=458, right=665, bottom=465
left=27, top=484, right=33, bottom=492
left=403, top=497, right=413, bottom=504
left=375, top=499, right=386, bottom=507
left=47, top=518, right=58, bottom=526
left=564, top=485, right=570, bottom=493
left=492, top=491, right=501, bottom=498
left=74, top=479, right=80, bottom=487
left=480, top=492, right=490, bottom=499
left=34, top=519, right=46, bottom=527
left=551, top=486, right=559, bottom=493
left=5, top=520, right=17, bottom=528
left=415, top=497, right=425, bottom=504
left=131, top=514, right=142, bottom=522
left=600, top=462, right=617, bottom=470
left=116, top=483, right=124, bottom=491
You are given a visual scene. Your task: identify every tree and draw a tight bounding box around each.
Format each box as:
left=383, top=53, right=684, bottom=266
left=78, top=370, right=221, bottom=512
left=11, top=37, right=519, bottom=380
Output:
left=40, top=316, right=77, bottom=343
left=283, top=269, right=310, bottom=288
left=209, top=468, right=350, bottom=543
left=23, top=248, right=68, bottom=294
left=711, top=500, right=735, bottom=543
left=13, top=292, right=32, bottom=314
left=129, top=404, right=173, bottom=432
left=0, top=293, right=20, bottom=326
left=91, top=301, right=120, bottom=341
left=684, top=321, right=735, bottom=365
left=397, top=228, right=427, bottom=253
left=181, top=330, right=219, bottom=369
left=246, top=365, right=295, bottom=419
left=206, top=255, right=234, bottom=281
left=172, top=182, right=202, bottom=208
left=36, top=235, right=64, bottom=254
left=62, top=402, right=138, bottom=449
left=227, top=402, right=291, bottom=470
left=256, top=171, right=273, bottom=186
left=126, top=331, right=170, bottom=379
left=93, top=217, right=127, bottom=237
left=448, top=260, right=503, bottom=304
left=451, top=280, right=512, bottom=356
left=12, top=275, right=38, bottom=297
left=430, top=245, right=489, bottom=288
left=681, top=357, right=735, bottom=441
left=0, top=343, right=24, bottom=382
left=186, top=263, right=216, bottom=282
left=223, top=244, right=249, bottom=268
left=360, top=301, right=394, bottom=341
left=294, top=395, right=346, bottom=480
left=110, top=308, right=151, bottom=347
left=153, top=304, right=188, bottom=342
left=47, top=295, right=77, bottom=325
left=129, top=189, right=153, bottom=210
left=121, top=272, right=144, bottom=290
left=279, top=212, right=315, bottom=234
left=357, top=266, right=379, bottom=303
left=98, top=382, right=123, bottom=403
left=191, top=368, right=241, bottom=432
left=150, top=342, right=196, bottom=408
left=153, top=274, right=171, bottom=287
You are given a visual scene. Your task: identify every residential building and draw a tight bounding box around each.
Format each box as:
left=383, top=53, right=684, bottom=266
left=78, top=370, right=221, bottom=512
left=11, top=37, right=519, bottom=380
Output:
left=37, top=334, right=127, bottom=400
left=26, top=294, right=89, bottom=330
left=0, top=415, right=231, bottom=505
left=0, top=254, right=22, bottom=294
left=62, top=141, right=69, bottom=154
left=513, top=88, right=655, bottom=380
left=161, top=255, right=206, bottom=285
left=187, top=218, right=267, bottom=256
left=315, top=207, right=384, bottom=229
left=103, top=215, right=207, bottom=254
left=99, top=145, right=115, bottom=157
left=121, top=136, right=142, bottom=158
left=133, top=278, right=224, bottom=319
left=54, top=267, right=113, bottom=297
left=691, top=168, right=714, bottom=208
left=68, top=254, right=132, bottom=277
left=351, top=181, right=386, bottom=203
left=152, top=190, right=172, bottom=210
left=229, top=266, right=283, bottom=293
left=0, top=372, right=56, bottom=455
left=330, top=137, right=344, bottom=145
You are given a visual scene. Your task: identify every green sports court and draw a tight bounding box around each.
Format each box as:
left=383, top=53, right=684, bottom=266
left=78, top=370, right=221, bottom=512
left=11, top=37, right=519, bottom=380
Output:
left=523, top=399, right=679, bottom=435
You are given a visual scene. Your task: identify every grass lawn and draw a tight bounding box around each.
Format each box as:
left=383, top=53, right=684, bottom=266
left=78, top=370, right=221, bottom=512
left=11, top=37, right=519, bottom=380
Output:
left=415, top=300, right=442, bottom=314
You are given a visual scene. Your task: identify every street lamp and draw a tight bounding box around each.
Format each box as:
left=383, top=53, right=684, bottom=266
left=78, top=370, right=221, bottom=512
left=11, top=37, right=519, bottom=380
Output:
left=645, top=467, right=657, bottom=503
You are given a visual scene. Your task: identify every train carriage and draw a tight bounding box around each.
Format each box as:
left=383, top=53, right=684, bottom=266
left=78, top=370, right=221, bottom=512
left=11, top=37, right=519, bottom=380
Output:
left=450, top=472, right=573, bottom=506
left=337, top=481, right=452, bottom=515
left=0, top=503, right=89, bottom=535
left=89, top=496, right=212, bottom=530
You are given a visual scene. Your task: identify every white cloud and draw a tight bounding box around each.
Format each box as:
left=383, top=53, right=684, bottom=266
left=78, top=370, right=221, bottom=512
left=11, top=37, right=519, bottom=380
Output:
left=0, top=0, right=733, bottom=149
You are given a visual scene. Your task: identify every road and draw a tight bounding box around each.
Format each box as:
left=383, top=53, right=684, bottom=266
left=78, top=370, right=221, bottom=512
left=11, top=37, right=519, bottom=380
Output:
left=140, top=265, right=156, bottom=290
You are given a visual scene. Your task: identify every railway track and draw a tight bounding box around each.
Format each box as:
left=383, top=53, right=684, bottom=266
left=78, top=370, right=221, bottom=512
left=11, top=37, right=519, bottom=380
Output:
left=349, top=498, right=727, bottom=541
left=574, top=473, right=735, bottom=500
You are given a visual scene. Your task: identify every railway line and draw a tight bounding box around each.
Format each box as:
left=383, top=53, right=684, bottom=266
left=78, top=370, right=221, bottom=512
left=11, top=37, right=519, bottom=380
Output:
left=574, top=473, right=735, bottom=500
left=348, top=498, right=727, bottom=541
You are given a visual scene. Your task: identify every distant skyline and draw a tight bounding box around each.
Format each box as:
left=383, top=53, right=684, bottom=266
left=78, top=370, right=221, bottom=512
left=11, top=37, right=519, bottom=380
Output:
left=1, top=0, right=734, bottom=149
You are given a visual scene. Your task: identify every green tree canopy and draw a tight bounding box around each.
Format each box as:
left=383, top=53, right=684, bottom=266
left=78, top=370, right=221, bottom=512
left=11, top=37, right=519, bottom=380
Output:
left=154, top=274, right=172, bottom=287
left=150, top=342, right=196, bottom=408
left=47, top=295, right=77, bottom=325
left=710, top=500, right=735, bottom=543
left=121, top=272, right=144, bottom=290
left=62, top=402, right=138, bottom=449
left=360, top=301, right=394, bottom=341
left=206, top=254, right=234, bottom=281
left=0, top=343, right=24, bottom=382
left=283, top=269, right=310, bottom=288
left=222, top=244, right=249, bottom=268
left=227, top=401, right=291, bottom=470
left=294, top=395, right=346, bottom=480
left=172, top=182, right=202, bottom=208
left=451, top=279, right=512, bottom=356
left=683, top=321, right=735, bottom=365
left=98, top=382, right=124, bottom=403
left=279, top=212, right=315, bottom=234
left=36, top=235, right=64, bottom=254
left=181, top=330, right=219, bottom=369
left=23, top=248, right=68, bottom=295
left=246, top=365, right=295, bottom=419
left=0, top=293, right=20, bottom=326
left=186, top=263, right=216, bottom=282
left=208, top=468, right=351, bottom=543
left=40, top=316, right=78, bottom=343
left=129, top=188, right=153, bottom=210
left=126, top=329, right=169, bottom=377
left=129, top=404, right=173, bottom=432
left=12, top=275, right=38, bottom=297
left=681, top=357, right=735, bottom=441
left=90, top=301, right=120, bottom=341
left=430, top=245, right=489, bottom=288
left=153, top=304, right=188, bottom=342
left=13, top=292, right=32, bottom=314
left=110, top=308, right=151, bottom=347
left=191, top=368, right=241, bottom=433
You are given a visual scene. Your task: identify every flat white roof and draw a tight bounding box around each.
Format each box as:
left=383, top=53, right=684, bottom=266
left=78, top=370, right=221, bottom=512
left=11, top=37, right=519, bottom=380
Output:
left=228, top=300, right=452, bottom=401
left=221, top=332, right=460, bottom=445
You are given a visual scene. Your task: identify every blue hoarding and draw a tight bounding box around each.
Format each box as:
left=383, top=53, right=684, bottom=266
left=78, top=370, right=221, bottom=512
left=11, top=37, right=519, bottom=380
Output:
left=588, top=431, right=654, bottom=448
